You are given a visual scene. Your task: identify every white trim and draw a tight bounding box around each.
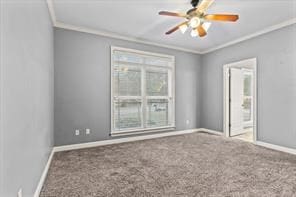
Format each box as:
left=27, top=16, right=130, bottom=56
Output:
left=54, top=129, right=201, bottom=152
left=223, top=58, right=257, bottom=142
left=201, top=18, right=296, bottom=54
left=199, top=128, right=223, bottom=136
left=46, top=0, right=56, bottom=26
left=34, top=149, right=55, bottom=197
left=111, top=127, right=175, bottom=137
left=111, top=126, right=176, bottom=136
left=55, top=21, right=201, bottom=54
left=255, top=141, right=296, bottom=155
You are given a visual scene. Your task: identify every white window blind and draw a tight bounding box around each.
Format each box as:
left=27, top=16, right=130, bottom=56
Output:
left=111, top=47, right=175, bottom=134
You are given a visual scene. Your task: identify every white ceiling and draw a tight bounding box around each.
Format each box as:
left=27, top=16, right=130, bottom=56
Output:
left=52, top=0, right=296, bottom=53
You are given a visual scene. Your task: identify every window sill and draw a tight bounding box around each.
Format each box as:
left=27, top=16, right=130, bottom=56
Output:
left=111, top=126, right=176, bottom=137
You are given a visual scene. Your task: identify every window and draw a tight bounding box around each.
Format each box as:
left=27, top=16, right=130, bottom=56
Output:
left=243, top=70, right=253, bottom=124
left=111, top=47, right=175, bottom=134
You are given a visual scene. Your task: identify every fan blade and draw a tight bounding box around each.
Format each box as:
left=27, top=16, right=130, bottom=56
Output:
left=165, top=21, right=188, bottom=35
left=197, top=0, right=214, bottom=13
left=159, top=11, right=187, bottom=18
left=204, top=14, right=239, bottom=22
left=197, top=25, right=207, bottom=37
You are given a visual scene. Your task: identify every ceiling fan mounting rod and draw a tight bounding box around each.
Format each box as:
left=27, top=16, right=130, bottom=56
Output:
left=191, top=0, right=200, bottom=8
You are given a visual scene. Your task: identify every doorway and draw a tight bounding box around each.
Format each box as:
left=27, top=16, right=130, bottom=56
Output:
left=223, top=58, right=257, bottom=143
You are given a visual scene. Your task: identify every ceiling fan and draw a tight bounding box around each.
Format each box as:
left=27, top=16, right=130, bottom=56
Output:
left=159, top=0, right=239, bottom=37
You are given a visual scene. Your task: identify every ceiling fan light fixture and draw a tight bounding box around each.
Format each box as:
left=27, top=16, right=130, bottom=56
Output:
left=189, top=17, right=200, bottom=28
left=159, top=0, right=239, bottom=37
left=190, top=29, right=198, bottom=37
left=202, top=22, right=212, bottom=32
left=179, top=24, right=188, bottom=34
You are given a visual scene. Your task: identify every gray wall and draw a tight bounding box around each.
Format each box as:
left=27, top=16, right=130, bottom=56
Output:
left=0, top=1, right=3, bottom=195
left=1, top=0, right=54, bottom=196
left=54, top=28, right=202, bottom=146
left=201, top=24, right=296, bottom=149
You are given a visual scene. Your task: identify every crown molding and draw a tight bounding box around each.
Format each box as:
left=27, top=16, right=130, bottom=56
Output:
left=54, top=21, right=202, bottom=54
left=46, top=0, right=296, bottom=55
left=46, top=0, right=56, bottom=26
left=201, top=18, right=296, bottom=54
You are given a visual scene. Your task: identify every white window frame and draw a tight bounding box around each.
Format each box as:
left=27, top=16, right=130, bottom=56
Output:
left=111, top=46, right=175, bottom=135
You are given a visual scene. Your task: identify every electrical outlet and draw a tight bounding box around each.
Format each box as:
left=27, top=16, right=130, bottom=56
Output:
left=86, top=129, right=90, bottom=135
left=17, top=188, right=22, bottom=197
left=186, top=120, right=190, bottom=125
left=75, top=129, right=80, bottom=136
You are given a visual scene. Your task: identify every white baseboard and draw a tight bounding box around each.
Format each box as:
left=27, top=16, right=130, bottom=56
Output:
left=199, top=129, right=296, bottom=156
left=34, top=149, right=55, bottom=197
left=53, top=128, right=202, bottom=152
left=199, top=128, right=223, bottom=136
left=255, top=141, right=296, bottom=155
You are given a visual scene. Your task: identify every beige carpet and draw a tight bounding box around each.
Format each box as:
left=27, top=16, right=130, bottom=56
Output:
left=41, top=132, right=296, bottom=197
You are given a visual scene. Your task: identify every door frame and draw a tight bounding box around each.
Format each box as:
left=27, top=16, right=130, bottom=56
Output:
left=223, top=58, right=257, bottom=142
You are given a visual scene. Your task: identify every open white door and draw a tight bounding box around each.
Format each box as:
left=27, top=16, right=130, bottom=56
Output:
left=230, top=68, right=244, bottom=136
